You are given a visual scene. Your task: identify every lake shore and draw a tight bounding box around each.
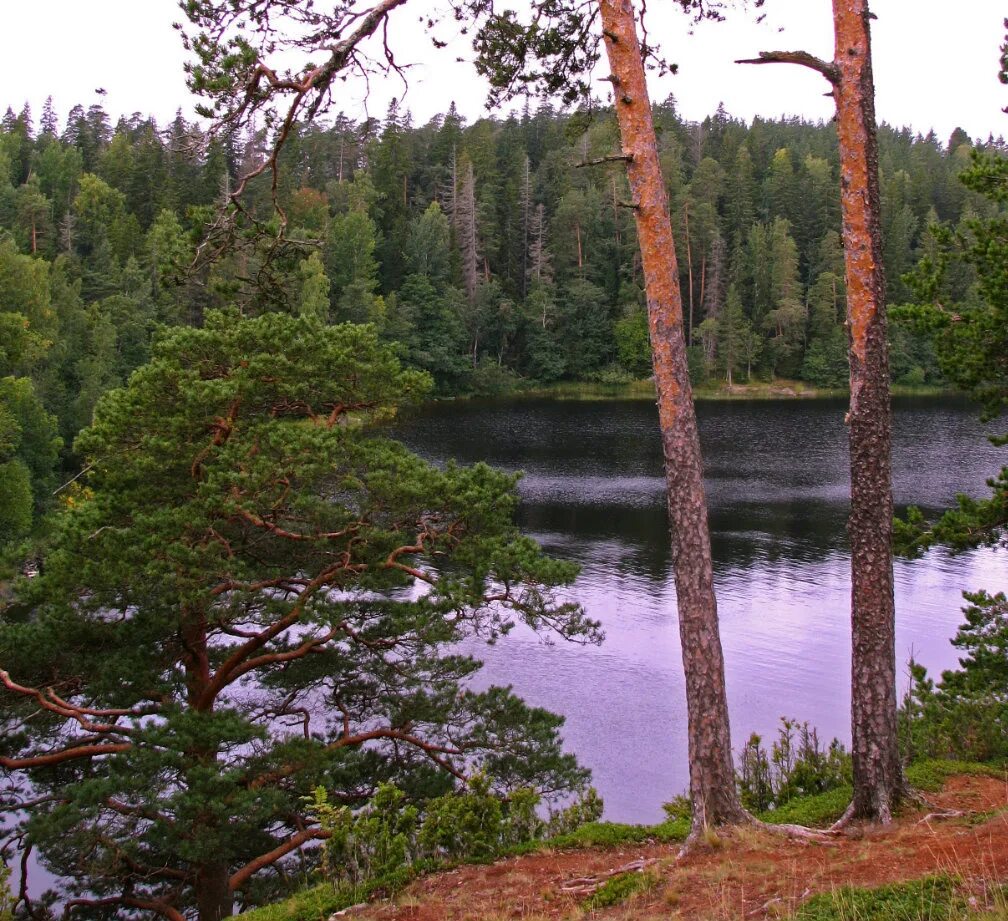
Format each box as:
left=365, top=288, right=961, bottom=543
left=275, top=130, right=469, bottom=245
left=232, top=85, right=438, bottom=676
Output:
left=444, top=377, right=953, bottom=403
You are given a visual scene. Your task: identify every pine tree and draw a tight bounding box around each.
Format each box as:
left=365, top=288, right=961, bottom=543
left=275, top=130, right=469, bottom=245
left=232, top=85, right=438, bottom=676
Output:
left=0, top=313, right=596, bottom=921
left=455, top=155, right=481, bottom=302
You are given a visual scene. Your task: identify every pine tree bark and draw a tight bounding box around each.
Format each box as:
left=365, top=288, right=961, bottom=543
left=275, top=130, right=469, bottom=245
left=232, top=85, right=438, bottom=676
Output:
left=834, top=0, right=903, bottom=823
left=599, top=0, right=746, bottom=831
left=196, top=863, right=232, bottom=921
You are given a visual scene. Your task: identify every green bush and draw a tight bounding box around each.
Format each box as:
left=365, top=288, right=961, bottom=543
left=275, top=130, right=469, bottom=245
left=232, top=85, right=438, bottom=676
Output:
left=801, top=332, right=848, bottom=389
left=418, top=773, right=511, bottom=860
left=613, top=310, right=651, bottom=377
left=466, top=358, right=522, bottom=396
left=308, top=783, right=419, bottom=885
left=737, top=718, right=851, bottom=813
left=0, top=864, right=12, bottom=921
left=584, top=364, right=637, bottom=387
left=583, top=870, right=660, bottom=910
left=899, top=591, right=1008, bottom=764
left=308, top=774, right=602, bottom=885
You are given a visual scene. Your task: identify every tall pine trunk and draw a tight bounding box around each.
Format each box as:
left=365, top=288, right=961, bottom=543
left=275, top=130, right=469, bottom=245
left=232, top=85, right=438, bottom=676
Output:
left=738, top=0, right=904, bottom=824
left=834, top=0, right=903, bottom=823
left=599, top=0, right=746, bottom=831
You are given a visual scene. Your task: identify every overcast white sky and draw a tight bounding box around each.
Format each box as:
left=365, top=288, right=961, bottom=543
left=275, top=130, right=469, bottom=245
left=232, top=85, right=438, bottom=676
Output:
left=3, top=1, right=1005, bottom=143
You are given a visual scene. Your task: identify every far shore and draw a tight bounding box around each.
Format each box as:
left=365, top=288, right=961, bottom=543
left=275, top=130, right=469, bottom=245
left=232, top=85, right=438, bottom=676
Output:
left=439, top=378, right=953, bottom=403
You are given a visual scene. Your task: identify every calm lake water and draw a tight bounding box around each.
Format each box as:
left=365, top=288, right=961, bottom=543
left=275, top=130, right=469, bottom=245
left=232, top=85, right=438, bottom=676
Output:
left=389, top=396, right=1008, bottom=823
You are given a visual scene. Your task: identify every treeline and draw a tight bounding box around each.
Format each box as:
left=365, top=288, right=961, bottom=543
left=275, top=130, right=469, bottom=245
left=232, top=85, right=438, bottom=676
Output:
left=0, top=96, right=1002, bottom=548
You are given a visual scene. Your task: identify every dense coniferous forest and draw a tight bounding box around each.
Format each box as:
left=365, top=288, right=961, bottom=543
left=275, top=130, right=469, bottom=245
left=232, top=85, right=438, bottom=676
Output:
left=0, top=95, right=1002, bottom=552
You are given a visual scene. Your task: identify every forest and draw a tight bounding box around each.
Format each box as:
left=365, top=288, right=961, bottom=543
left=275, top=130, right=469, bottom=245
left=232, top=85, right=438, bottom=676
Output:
left=0, top=92, right=1001, bottom=550
left=1, top=1, right=1007, bottom=919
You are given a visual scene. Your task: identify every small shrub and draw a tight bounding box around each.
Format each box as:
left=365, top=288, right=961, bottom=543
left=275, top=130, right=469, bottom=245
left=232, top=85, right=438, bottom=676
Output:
left=738, top=718, right=851, bottom=812
left=307, top=775, right=603, bottom=886
left=466, top=359, right=522, bottom=396
left=546, top=785, right=603, bottom=836
left=0, top=864, right=13, bottom=921
left=584, top=364, right=637, bottom=387
left=308, top=782, right=418, bottom=885
left=418, top=772, right=509, bottom=860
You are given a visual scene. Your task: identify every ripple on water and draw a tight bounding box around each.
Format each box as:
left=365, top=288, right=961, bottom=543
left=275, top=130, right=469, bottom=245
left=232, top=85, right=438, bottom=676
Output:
left=391, top=397, right=1007, bottom=822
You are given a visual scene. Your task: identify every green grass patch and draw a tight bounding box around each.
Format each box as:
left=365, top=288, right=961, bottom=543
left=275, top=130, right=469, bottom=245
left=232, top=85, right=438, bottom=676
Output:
left=241, top=868, right=415, bottom=921
left=757, top=785, right=852, bottom=828
left=582, top=870, right=661, bottom=911
left=790, top=875, right=961, bottom=921
left=544, top=816, right=689, bottom=850
left=906, top=759, right=1007, bottom=792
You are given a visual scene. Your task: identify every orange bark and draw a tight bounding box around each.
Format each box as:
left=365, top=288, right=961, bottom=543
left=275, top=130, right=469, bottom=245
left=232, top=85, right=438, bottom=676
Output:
left=834, top=0, right=902, bottom=823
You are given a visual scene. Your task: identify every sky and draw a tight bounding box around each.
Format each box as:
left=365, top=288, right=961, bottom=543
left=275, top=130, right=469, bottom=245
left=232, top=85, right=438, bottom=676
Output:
left=2, top=0, right=1005, bottom=143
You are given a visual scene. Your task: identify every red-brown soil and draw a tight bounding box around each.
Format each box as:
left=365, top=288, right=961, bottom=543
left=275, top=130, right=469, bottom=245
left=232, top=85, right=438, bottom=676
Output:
left=345, top=774, right=1008, bottom=920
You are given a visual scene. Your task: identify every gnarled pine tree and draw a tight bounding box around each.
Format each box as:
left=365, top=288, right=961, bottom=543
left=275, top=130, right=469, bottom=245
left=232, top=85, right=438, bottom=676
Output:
left=0, top=313, right=597, bottom=920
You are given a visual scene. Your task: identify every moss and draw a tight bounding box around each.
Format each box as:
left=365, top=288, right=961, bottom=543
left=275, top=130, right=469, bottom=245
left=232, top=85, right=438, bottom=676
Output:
left=790, top=876, right=961, bottom=921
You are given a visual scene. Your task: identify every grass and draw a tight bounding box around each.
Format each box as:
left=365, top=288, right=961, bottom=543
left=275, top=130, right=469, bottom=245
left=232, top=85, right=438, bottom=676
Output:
left=758, top=786, right=853, bottom=828
left=789, top=876, right=963, bottom=921
left=240, top=867, right=415, bottom=921
left=544, top=816, right=690, bottom=851
left=506, top=377, right=952, bottom=403
left=906, top=759, right=1007, bottom=792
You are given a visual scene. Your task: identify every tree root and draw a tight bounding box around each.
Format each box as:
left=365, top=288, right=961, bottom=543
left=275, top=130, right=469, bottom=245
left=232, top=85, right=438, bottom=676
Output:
left=916, top=809, right=965, bottom=825
left=755, top=819, right=839, bottom=844
left=676, top=811, right=835, bottom=860
left=830, top=783, right=938, bottom=832
left=829, top=799, right=861, bottom=833
left=558, top=858, right=657, bottom=897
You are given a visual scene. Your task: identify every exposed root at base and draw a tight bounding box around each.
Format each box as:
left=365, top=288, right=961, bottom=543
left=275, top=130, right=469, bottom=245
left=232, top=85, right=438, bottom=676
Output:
left=558, top=857, right=657, bottom=897
left=830, top=783, right=923, bottom=832
left=755, top=819, right=838, bottom=845
left=677, top=811, right=834, bottom=859
left=916, top=810, right=965, bottom=825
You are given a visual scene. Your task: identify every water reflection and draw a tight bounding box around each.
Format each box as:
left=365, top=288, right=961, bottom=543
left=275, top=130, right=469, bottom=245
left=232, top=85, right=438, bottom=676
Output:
left=389, top=396, right=1008, bottom=822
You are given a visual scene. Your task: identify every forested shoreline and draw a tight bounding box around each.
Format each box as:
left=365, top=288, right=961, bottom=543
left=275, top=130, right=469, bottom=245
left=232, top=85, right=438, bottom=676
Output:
left=0, top=96, right=1001, bottom=559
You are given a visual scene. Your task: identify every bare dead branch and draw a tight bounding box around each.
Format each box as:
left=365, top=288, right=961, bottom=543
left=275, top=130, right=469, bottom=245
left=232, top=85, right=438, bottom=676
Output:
left=575, top=154, right=634, bottom=168
left=735, top=50, right=839, bottom=85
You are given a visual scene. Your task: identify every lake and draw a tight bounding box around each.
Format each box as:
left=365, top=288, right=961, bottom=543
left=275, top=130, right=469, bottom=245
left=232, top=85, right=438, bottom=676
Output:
left=389, top=395, right=1008, bottom=824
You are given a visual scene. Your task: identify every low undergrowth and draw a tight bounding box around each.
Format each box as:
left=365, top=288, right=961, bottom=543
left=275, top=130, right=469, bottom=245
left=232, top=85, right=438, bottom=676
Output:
left=789, top=875, right=980, bottom=921
left=242, top=715, right=1008, bottom=921
left=581, top=869, right=661, bottom=911
left=905, top=758, right=1007, bottom=792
